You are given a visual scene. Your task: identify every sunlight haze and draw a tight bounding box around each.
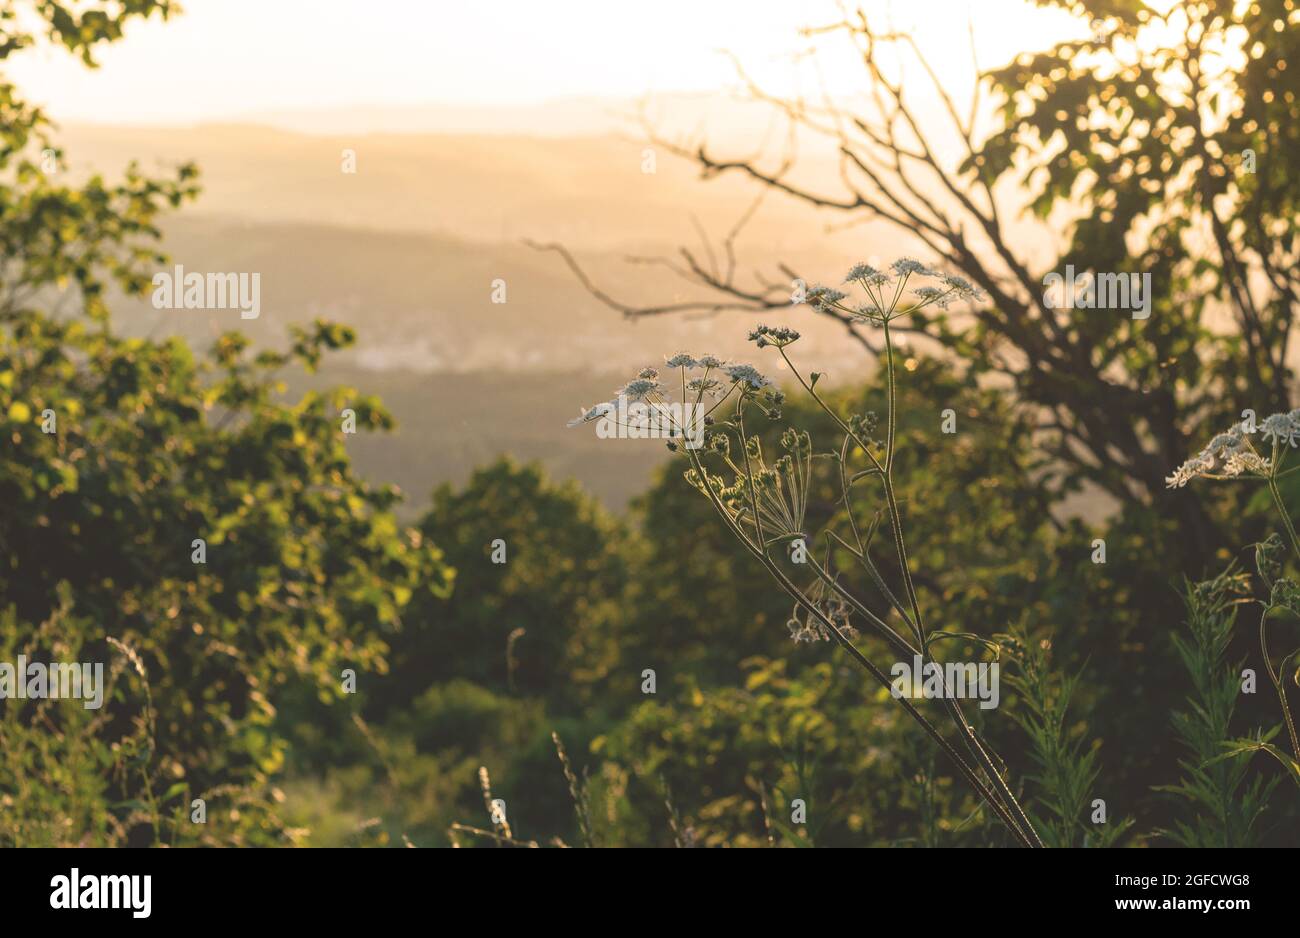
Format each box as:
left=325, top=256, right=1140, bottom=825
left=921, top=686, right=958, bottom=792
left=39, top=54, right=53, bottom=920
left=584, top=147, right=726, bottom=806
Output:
left=10, top=0, right=1081, bottom=128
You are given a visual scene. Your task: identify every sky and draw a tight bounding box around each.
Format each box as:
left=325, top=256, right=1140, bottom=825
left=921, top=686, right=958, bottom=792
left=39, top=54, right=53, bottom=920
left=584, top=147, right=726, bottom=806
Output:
left=5, top=0, right=1084, bottom=127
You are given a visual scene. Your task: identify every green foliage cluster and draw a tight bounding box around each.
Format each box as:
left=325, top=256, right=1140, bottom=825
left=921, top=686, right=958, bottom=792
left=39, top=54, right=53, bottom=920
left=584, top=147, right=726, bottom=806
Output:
left=0, top=278, right=454, bottom=845
left=1159, top=568, right=1277, bottom=847
left=0, top=0, right=452, bottom=846
left=2, top=0, right=1299, bottom=849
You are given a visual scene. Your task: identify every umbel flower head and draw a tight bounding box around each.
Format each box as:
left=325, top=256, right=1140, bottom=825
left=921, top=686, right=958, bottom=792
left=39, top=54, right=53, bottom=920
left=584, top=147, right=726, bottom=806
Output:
left=807, top=258, right=985, bottom=324
left=1260, top=410, right=1300, bottom=447
left=567, top=355, right=772, bottom=434
left=1166, top=425, right=1248, bottom=487
left=747, top=324, right=800, bottom=349
left=890, top=258, right=936, bottom=277
left=725, top=363, right=771, bottom=390
left=843, top=264, right=889, bottom=287
left=1165, top=415, right=1290, bottom=488
left=619, top=377, right=663, bottom=401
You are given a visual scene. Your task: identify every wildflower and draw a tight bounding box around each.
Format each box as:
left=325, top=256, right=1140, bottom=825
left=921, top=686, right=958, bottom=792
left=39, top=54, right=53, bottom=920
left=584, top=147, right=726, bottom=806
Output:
left=567, top=401, right=614, bottom=427
left=687, top=376, right=723, bottom=396
left=1206, top=428, right=1245, bottom=454
left=619, top=378, right=662, bottom=401
left=637, top=367, right=660, bottom=380
left=941, top=274, right=984, bottom=302
left=748, top=325, right=800, bottom=348
left=805, top=285, right=848, bottom=310
left=665, top=353, right=697, bottom=368
left=1223, top=450, right=1270, bottom=477
left=781, top=426, right=812, bottom=458
left=848, top=411, right=879, bottom=441
left=912, top=285, right=951, bottom=309
left=1165, top=425, right=1250, bottom=487
left=725, top=363, right=771, bottom=390
left=844, top=263, right=889, bottom=287
left=1165, top=453, right=1212, bottom=488
left=1260, top=412, right=1300, bottom=447
left=891, top=258, right=936, bottom=277
left=844, top=263, right=882, bottom=282
left=696, top=354, right=724, bottom=369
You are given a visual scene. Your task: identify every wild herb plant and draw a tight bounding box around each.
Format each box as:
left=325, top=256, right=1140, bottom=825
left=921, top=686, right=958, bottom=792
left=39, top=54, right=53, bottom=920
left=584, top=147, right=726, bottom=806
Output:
left=1157, top=569, right=1277, bottom=847
left=1168, top=414, right=1300, bottom=787
left=571, top=259, right=1046, bottom=847
left=1000, top=629, right=1130, bottom=847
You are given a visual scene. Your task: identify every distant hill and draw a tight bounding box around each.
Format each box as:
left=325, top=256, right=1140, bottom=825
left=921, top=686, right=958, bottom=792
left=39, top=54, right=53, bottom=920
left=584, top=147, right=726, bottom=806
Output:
left=54, top=119, right=917, bottom=511
left=106, top=214, right=873, bottom=378
left=286, top=367, right=672, bottom=517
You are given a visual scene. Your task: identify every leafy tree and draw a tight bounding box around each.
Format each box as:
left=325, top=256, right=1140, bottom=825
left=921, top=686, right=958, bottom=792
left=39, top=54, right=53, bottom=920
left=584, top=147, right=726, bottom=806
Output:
left=0, top=0, right=453, bottom=846
left=279, top=460, right=636, bottom=847
left=539, top=0, right=1299, bottom=552
left=385, top=458, right=632, bottom=707
left=532, top=0, right=1300, bottom=842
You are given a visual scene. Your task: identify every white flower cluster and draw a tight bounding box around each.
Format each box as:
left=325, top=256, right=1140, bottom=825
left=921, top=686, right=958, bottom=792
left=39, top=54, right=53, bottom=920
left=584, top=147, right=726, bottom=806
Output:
left=1260, top=411, right=1300, bottom=447
left=1164, top=411, right=1300, bottom=488
left=567, top=354, right=770, bottom=428
left=813, top=259, right=985, bottom=322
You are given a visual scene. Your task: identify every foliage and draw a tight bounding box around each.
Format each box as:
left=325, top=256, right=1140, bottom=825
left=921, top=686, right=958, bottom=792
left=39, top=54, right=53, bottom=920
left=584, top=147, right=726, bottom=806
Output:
left=1159, top=568, right=1278, bottom=847
left=5, top=0, right=1300, bottom=850
left=0, top=0, right=452, bottom=845
left=566, top=265, right=1055, bottom=846
left=1002, top=628, right=1131, bottom=847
